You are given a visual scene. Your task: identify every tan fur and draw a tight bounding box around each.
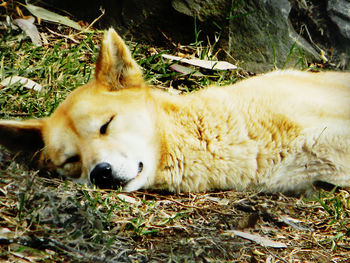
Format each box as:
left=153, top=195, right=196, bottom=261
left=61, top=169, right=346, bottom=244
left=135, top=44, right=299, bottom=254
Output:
left=0, top=28, right=350, bottom=193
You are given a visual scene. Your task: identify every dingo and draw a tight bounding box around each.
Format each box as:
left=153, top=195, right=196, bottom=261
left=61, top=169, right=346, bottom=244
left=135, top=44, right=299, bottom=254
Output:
left=1, top=28, right=350, bottom=193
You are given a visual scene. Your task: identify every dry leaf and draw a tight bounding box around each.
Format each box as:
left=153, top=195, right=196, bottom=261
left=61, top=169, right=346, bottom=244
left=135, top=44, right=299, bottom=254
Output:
left=224, top=230, right=287, bottom=248
left=14, top=17, right=42, bottom=46
left=279, top=215, right=311, bottom=231
left=1, top=76, right=43, bottom=92
left=162, top=54, right=237, bottom=70
left=170, top=64, right=204, bottom=76
left=116, top=194, right=139, bottom=204
left=0, top=228, right=15, bottom=241
left=204, top=196, right=230, bottom=205
left=24, top=3, right=82, bottom=30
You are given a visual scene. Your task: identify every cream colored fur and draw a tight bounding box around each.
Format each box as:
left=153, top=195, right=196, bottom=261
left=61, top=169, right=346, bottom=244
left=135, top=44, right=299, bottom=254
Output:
left=152, top=71, right=350, bottom=192
left=0, top=28, right=349, bottom=193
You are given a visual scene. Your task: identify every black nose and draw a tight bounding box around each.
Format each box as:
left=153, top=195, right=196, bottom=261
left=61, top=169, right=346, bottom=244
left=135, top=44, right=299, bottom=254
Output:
left=90, top=162, right=124, bottom=189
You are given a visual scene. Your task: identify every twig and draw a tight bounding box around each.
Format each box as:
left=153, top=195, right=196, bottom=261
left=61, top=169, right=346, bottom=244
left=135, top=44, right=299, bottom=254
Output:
left=46, top=28, right=80, bottom=43
left=84, top=7, right=105, bottom=32
left=0, top=111, right=31, bottom=117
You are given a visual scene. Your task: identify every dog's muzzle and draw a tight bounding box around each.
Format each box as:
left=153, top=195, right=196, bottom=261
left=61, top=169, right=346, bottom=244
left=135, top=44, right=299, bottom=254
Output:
left=90, top=162, right=143, bottom=189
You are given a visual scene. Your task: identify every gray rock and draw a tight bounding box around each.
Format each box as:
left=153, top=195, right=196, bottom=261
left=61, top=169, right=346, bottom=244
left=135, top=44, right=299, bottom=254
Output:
left=327, top=0, right=350, bottom=40
left=52, top=0, right=323, bottom=72
left=172, top=0, right=229, bottom=21
left=173, top=0, right=320, bottom=72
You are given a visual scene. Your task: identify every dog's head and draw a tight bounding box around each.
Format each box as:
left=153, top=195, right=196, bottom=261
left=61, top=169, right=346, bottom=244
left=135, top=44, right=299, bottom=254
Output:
left=0, top=29, right=159, bottom=191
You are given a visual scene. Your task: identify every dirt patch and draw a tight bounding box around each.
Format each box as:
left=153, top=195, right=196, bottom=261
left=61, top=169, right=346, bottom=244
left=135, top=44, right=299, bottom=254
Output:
left=1, top=155, right=349, bottom=262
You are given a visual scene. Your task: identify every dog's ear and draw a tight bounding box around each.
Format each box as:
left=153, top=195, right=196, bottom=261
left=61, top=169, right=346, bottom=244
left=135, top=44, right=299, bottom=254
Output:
left=0, top=119, right=44, bottom=154
left=95, top=28, right=144, bottom=90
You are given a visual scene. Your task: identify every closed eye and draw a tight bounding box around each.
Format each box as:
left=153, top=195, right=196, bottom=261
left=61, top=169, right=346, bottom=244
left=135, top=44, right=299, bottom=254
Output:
left=100, top=116, right=115, bottom=135
left=64, top=155, right=80, bottom=165
left=57, top=154, right=80, bottom=168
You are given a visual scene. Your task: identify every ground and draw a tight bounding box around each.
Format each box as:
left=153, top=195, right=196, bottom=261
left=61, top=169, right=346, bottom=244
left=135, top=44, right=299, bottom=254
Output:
left=0, top=7, right=349, bottom=262
left=1, top=159, right=349, bottom=262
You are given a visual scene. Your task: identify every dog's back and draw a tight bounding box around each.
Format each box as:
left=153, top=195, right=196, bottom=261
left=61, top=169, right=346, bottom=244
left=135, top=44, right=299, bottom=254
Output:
left=238, top=70, right=350, bottom=192
left=154, top=70, right=350, bottom=192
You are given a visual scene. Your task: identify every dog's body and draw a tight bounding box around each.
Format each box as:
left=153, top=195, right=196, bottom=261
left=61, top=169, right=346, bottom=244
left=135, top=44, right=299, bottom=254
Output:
left=1, top=29, right=350, bottom=193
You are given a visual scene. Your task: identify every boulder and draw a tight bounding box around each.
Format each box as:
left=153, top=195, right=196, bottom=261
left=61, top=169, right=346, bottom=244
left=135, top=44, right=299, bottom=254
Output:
left=52, top=0, right=324, bottom=72
left=327, top=0, right=350, bottom=40
left=172, top=0, right=320, bottom=72
left=52, top=0, right=195, bottom=44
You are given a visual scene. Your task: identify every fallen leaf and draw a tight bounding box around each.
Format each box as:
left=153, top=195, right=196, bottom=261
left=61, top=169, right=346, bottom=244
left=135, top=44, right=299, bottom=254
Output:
left=224, top=230, right=287, bottom=248
left=170, top=64, right=204, bottom=77
left=14, top=17, right=42, bottom=46
left=279, top=215, right=312, bottom=231
left=116, top=194, right=138, bottom=204
left=1, top=76, right=43, bottom=92
left=162, top=54, right=237, bottom=70
left=204, top=196, right=230, bottom=205
left=24, top=3, right=82, bottom=30
left=0, top=228, right=15, bottom=241
left=1, top=16, right=19, bottom=30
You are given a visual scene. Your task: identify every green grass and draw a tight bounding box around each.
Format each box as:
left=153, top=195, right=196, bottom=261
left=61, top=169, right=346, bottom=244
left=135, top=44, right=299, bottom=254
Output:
left=133, top=43, right=239, bottom=92
left=0, top=29, right=98, bottom=118
left=312, top=188, right=350, bottom=250
left=0, top=27, right=239, bottom=120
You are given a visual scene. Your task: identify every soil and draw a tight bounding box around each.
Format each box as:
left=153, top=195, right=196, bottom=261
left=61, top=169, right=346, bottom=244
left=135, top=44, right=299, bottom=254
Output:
left=1, top=156, right=349, bottom=262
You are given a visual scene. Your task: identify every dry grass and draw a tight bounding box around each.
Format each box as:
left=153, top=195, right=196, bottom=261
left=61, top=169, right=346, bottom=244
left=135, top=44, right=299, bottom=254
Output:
left=1, top=157, right=349, bottom=262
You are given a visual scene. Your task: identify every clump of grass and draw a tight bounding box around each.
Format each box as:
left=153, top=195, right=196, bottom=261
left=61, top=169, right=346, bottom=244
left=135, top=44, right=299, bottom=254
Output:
left=0, top=28, right=99, bottom=118
left=312, top=188, right=350, bottom=250
left=0, top=26, right=240, bottom=120
left=132, top=42, right=239, bottom=93
left=281, top=42, right=309, bottom=70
